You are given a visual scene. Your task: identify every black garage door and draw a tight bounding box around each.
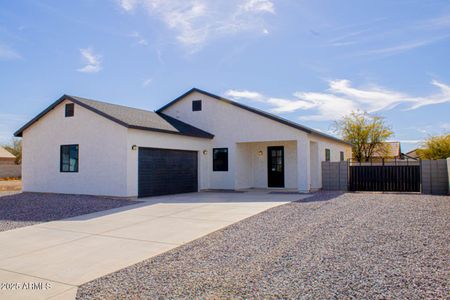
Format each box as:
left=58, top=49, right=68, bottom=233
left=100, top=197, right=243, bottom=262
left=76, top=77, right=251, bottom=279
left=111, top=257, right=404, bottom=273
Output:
left=138, top=148, right=198, bottom=197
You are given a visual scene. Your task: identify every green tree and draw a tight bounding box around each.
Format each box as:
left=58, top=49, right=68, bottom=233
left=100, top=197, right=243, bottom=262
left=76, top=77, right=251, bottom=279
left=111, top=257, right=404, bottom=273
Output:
left=334, top=111, right=393, bottom=162
left=3, top=138, right=22, bottom=165
left=416, top=134, right=450, bottom=159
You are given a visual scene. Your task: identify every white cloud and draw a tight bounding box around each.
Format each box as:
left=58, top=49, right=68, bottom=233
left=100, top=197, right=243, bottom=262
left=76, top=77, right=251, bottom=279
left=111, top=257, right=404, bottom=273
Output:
left=394, top=140, right=422, bottom=144
left=241, top=0, right=275, bottom=14
left=118, top=0, right=274, bottom=51
left=225, top=89, right=264, bottom=101
left=77, top=48, right=102, bottom=73
left=362, top=36, right=449, bottom=56
left=408, top=80, right=450, bottom=109
left=0, top=44, right=21, bottom=60
left=225, top=79, right=450, bottom=121
left=119, top=0, right=137, bottom=11
left=130, top=31, right=149, bottom=46
left=142, top=78, right=152, bottom=87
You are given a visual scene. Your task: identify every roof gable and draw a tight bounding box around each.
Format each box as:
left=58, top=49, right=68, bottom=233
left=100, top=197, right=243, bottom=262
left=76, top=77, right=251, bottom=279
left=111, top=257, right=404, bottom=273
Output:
left=157, top=88, right=350, bottom=145
left=14, top=95, right=214, bottom=139
left=0, top=146, right=15, bottom=159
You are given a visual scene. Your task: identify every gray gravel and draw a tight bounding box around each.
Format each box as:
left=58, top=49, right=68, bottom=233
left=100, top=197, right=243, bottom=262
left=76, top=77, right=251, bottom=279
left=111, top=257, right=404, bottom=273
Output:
left=77, top=192, right=450, bottom=299
left=0, top=192, right=138, bottom=232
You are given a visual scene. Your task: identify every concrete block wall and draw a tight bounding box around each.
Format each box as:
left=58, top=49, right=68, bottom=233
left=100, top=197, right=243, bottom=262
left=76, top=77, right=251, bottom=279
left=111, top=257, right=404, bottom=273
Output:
left=322, top=161, right=348, bottom=191
left=421, top=159, right=449, bottom=195
left=0, top=163, right=21, bottom=178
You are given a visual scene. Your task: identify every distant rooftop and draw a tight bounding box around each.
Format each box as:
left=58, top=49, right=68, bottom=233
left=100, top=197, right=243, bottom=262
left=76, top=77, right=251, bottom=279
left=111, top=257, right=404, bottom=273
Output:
left=0, top=146, right=15, bottom=159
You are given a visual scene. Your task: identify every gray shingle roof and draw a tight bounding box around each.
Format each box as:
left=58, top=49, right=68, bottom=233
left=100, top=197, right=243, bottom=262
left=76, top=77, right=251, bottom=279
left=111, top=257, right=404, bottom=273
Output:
left=14, top=95, right=214, bottom=139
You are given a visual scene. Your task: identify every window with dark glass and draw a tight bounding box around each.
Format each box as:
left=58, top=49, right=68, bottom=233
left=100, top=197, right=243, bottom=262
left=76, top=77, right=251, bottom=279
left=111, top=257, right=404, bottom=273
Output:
left=213, top=148, right=228, bottom=171
left=60, top=145, right=79, bottom=172
left=325, top=148, right=331, bottom=162
left=192, top=100, right=202, bottom=111
left=340, top=151, right=345, bottom=161
left=65, top=103, right=74, bottom=117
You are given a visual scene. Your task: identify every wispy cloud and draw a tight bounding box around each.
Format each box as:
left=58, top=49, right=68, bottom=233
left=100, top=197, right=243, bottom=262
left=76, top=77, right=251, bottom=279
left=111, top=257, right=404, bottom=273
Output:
left=0, top=44, right=21, bottom=60
left=130, top=31, right=149, bottom=46
left=417, top=14, right=450, bottom=30
left=361, top=35, right=449, bottom=57
left=225, top=79, right=450, bottom=121
left=240, top=0, right=274, bottom=14
left=77, top=48, right=102, bottom=73
left=224, top=90, right=264, bottom=101
left=142, top=78, right=152, bottom=87
left=118, top=0, right=274, bottom=51
left=325, top=13, right=450, bottom=58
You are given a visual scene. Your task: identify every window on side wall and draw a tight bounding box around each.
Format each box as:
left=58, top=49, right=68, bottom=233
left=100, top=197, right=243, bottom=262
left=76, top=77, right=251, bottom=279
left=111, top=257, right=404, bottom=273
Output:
left=65, top=103, right=74, bottom=117
left=325, top=148, right=331, bottom=162
left=192, top=100, right=202, bottom=111
left=60, top=144, right=79, bottom=172
left=213, top=148, right=228, bottom=171
left=340, top=151, right=345, bottom=161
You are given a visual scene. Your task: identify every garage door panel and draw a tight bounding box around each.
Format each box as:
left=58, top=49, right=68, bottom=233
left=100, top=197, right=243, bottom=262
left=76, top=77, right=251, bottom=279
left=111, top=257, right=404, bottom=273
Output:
left=138, top=148, right=198, bottom=197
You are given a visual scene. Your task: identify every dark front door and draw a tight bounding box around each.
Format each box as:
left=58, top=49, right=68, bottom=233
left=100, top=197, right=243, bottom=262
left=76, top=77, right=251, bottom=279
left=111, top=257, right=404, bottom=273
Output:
left=268, top=146, right=284, bottom=188
left=138, top=147, right=198, bottom=197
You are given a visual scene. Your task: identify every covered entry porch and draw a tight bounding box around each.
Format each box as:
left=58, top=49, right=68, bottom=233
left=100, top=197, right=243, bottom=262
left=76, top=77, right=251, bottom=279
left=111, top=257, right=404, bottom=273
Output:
left=234, top=139, right=321, bottom=192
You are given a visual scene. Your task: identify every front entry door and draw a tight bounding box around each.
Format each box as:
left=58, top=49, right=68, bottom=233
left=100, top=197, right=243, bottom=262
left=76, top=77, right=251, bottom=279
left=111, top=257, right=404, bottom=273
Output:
left=268, top=146, right=285, bottom=188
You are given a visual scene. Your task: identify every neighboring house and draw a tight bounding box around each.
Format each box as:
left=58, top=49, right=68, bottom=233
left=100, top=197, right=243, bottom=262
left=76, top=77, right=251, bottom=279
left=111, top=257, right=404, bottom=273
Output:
left=0, top=146, right=21, bottom=179
left=0, top=146, right=16, bottom=164
left=371, top=142, right=402, bottom=159
left=14, top=88, right=351, bottom=197
left=405, top=148, right=420, bottom=159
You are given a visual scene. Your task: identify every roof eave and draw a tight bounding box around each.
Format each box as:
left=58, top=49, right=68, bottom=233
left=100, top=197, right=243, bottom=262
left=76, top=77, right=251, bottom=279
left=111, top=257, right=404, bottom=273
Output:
left=157, top=88, right=351, bottom=146
left=14, top=94, right=214, bottom=140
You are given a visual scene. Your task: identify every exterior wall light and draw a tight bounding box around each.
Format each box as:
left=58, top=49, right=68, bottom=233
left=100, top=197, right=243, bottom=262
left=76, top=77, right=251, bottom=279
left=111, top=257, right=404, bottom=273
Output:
left=131, top=145, right=137, bottom=150
left=257, top=150, right=263, bottom=156
left=203, top=150, right=208, bottom=155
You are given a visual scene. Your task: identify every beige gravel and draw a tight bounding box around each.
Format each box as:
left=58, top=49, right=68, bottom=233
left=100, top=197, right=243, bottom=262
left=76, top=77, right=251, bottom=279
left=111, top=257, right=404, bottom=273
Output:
left=77, top=192, right=450, bottom=299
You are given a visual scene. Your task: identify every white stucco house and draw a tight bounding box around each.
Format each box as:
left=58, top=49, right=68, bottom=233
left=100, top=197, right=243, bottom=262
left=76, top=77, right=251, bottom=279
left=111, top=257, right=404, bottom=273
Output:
left=15, top=88, right=351, bottom=197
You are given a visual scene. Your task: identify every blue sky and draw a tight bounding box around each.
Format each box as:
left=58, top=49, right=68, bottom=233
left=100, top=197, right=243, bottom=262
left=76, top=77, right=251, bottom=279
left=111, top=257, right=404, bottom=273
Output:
left=1, top=0, right=449, bottom=152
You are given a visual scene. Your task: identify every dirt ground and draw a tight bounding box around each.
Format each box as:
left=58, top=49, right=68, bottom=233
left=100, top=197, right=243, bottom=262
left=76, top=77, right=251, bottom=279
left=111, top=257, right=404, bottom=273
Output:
left=0, top=180, right=22, bottom=194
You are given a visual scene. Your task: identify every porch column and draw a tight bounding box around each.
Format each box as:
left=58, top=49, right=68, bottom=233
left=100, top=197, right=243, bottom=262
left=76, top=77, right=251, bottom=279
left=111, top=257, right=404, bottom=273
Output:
left=297, top=138, right=311, bottom=192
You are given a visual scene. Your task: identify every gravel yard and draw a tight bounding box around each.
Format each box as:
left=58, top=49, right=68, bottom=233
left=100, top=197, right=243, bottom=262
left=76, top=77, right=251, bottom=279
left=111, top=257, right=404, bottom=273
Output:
left=0, top=193, right=138, bottom=232
left=78, top=192, right=449, bottom=299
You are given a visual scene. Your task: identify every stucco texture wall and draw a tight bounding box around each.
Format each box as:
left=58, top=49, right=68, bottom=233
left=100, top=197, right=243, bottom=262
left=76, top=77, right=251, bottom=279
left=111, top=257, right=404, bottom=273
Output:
left=162, top=91, right=351, bottom=191
left=22, top=100, right=128, bottom=196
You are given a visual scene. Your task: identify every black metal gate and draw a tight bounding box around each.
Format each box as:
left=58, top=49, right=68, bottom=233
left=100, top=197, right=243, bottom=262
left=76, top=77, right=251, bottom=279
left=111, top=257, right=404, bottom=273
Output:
left=349, top=159, right=421, bottom=192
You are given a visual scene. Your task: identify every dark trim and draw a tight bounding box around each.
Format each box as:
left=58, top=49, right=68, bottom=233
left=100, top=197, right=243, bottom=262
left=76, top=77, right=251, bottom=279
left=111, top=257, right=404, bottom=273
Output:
left=156, top=88, right=351, bottom=146
left=60, top=144, right=79, bottom=173
left=156, top=112, right=214, bottom=139
left=267, top=146, right=285, bottom=188
left=65, top=103, right=74, bottom=117
left=192, top=100, right=202, bottom=111
left=128, top=125, right=213, bottom=139
left=325, top=148, right=331, bottom=162
left=14, top=95, right=214, bottom=139
left=212, top=147, right=228, bottom=172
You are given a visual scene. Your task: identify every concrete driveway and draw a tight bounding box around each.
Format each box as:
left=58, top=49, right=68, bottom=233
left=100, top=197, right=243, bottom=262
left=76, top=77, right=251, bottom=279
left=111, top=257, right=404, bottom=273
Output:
left=0, top=191, right=307, bottom=300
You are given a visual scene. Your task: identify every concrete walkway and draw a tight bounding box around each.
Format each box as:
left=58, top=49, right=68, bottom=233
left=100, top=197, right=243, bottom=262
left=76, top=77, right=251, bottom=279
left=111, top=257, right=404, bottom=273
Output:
left=0, top=191, right=307, bottom=300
